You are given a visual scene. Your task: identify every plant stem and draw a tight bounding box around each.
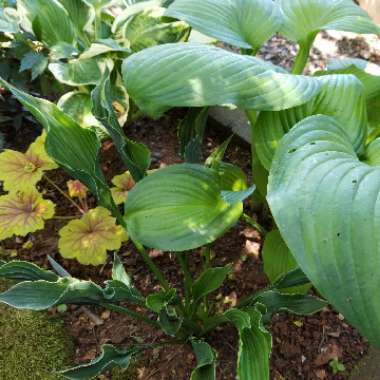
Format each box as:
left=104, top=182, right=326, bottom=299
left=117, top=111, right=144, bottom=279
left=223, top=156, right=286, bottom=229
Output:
left=291, top=33, right=318, bottom=75
left=177, top=253, right=193, bottom=311
left=44, top=175, right=84, bottom=213
left=242, top=213, right=267, bottom=236
left=133, top=240, right=170, bottom=291
left=94, top=9, right=102, bottom=41
left=102, top=303, right=160, bottom=329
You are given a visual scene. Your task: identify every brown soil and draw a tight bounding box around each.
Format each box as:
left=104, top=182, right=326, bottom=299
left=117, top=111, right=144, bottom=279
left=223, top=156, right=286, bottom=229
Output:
left=0, top=107, right=369, bottom=380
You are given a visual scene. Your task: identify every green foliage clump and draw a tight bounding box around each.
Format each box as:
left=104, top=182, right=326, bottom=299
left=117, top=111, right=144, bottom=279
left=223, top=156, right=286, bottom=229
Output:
left=0, top=280, right=73, bottom=380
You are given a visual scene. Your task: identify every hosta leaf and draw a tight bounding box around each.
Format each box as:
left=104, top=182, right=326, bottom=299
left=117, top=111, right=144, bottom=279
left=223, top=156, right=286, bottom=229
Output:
left=315, top=58, right=380, bottom=141
left=225, top=308, right=272, bottom=380
left=17, top=0, right=75, bottom=45
left=60, top=344, right=138, bottom=380
left=0, top=260, right=58, bottom=282
left=0, top=78, right=117, bottom=214
left=0, top=274, right=144, bottom=310
left=112, top=254, right=132, bottom=287
left=92, top=73, right=151, bottom=181
left=58, top=0, right=95, bottom=39
left=192, top=266, right=232, bottom=303
left=146, top=288, right=176, bottom=313
left=57, top=91, right=108, bottom=138
left=49, top=58, right=114, bottom=86
left=124, top=164, right=246, bottom=251
left=190, top=339, right=217, bottom=380
left=218, top=162, right=247, bottom=192
left=20, top=52, right=48, bottom=80
left=263, top=230, right=310, bottom=294
left=279, top=0, right=380, bottom=43
left=122, top=43, right=322, bottom=118
left=125, top=14, right=189, bottom=52
left=273, top=268, right=310, bottom=290
left=268, top=114, right=380, bottom=348
left=254, top=74, right=367, bottom=170
left=254, top=290, right=327, bottom=317
left=79, top=38, right=130, bottom=59
left=166, top=0, right=281, bottom=50
left=316, top=58, right=380, bottom=100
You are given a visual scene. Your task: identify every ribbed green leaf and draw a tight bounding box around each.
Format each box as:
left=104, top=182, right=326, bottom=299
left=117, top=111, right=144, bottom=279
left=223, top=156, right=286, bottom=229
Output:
left=146, top=288, right=176, bottom=313
left=0, top=78, right=117, bottom=213
left=0, top=260, right=58, bottom=282
left=17, top=0, right=75, bottom=45
left=254, top=74, right=367, bottom=170
left=225, top=308, right=272, bottom=380
left=315, top=59, right=380, bottom=141
left=122, top=42, right=322, bottom=117
left=92, top=73, right=151, bottom=181
left=166, top=0, right=281, bottom=50
left=190, top=339, right=217, bottom=380
left=279, top=0, right=380, bottom=43
left=49, top=58, right=113, bottom=86
left=60, top=344, right=137, bottom=380
left=192, top=266, right=232, bottom=303
left=124, top=164, right=245, bottom=251
left=268, top=114, right=380, bottom=349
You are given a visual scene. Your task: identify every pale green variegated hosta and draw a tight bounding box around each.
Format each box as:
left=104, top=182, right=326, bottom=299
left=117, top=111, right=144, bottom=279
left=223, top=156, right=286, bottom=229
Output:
left=268, top=115, right=380, bottom=348
left=122, top=42, right=321, bottom=117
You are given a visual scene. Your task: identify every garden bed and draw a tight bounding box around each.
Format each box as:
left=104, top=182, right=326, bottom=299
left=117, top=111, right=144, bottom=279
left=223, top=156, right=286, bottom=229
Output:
left=0, top=110, right=369, bottom=379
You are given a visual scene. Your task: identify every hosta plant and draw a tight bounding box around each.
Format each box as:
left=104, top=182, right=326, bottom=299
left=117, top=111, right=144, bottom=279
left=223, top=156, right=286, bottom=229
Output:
left=1, top=0, right=380, bottom=379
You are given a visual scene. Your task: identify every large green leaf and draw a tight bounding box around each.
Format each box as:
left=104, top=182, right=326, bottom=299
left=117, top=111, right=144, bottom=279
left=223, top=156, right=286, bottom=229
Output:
left=268, top=114, right=380, bottom=349
left=60, top=344, right=138, bottom=380
left=17, top=0, right=75, bottom=45
left=166, top=0, right=281, bottom=50
left=254, top=74, right=367, bottom=170
left=49, top=58, right=114, bottom=86
left=279, top=0, right=380, bottom=43
left=92, top=73, right=151, bottom=181
left=190, top=339, right=217, bottom=380
left=79, top=38, right=131, bottom=59
left=124, top=164, right=249, bottom=251
left=122, top=42, right=322, bottom=117
left=0, top=260, right=58, bottom=282
left=0, top=78, right=117, bottom=213
left=225, top=308, right=272, bottom=380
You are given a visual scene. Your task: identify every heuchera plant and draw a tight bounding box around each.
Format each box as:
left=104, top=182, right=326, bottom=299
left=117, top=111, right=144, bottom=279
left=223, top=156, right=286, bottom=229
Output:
left=0, top=0, right=380, bottom=379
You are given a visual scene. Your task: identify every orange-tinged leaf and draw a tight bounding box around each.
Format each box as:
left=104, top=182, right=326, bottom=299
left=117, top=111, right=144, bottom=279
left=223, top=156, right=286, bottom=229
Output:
left=58, top=207, right=128, bottom=265
left=67, top=180, right=88, bottom=199
left=0, top=190, right=55, bottom=240
left=110, top=171, right=135, bottom=205
left=0, top=132, right=57, bottom=192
